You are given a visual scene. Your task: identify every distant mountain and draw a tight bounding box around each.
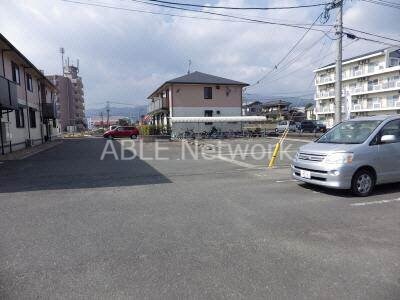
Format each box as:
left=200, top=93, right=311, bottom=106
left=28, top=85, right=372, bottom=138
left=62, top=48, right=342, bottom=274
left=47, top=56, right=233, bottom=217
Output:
left=85, top=105, right=147, bottom=120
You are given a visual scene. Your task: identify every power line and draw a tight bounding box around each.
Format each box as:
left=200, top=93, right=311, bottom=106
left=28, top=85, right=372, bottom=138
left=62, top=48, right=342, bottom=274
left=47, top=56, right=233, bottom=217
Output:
left=343, top=27, right=400, bottom=43
left=260, top=39, right=356, bottom=87
left=359, top=0, right=400, bottom=9
left=142, top=0, right=328, bottom=10
left=343, top=32, right=400, bottom=47
left=249, top=12, right=325, bottom=88
left=257, top=28, right=334, bottom=83
left=129, top=0, right=331, bottom=33
left=61, top=0, right=334, bottom=28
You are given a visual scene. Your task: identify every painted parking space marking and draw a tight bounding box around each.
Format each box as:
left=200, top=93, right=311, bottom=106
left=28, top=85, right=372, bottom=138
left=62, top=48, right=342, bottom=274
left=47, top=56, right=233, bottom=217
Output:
left=210, top=154, right=258, bottom=169
left=275, top=179, right=298, bottom=183
left=351, top=197, right=400, bottom=206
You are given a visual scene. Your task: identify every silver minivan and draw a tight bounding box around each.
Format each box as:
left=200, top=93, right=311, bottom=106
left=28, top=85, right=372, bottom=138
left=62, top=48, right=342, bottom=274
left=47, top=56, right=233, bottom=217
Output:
left=292, top=115, right=400, bottom=196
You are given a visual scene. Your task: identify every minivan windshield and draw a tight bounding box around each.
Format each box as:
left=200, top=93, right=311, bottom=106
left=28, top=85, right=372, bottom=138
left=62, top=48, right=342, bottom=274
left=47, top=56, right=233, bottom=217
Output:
left=316, top=120, right=382, bottom=144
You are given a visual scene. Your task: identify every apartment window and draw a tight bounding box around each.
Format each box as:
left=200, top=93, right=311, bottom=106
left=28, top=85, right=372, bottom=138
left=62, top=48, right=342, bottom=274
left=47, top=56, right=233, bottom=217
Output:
left=204, top=110, right=213, bottom=125
left=204, top=87, right=212, bottom=99
left=390, top=58, right=400, bottom=67
left=11, top=62, right=20, bottom=84
left=29, top=108, right=36, bottom=128
left=26, top=73, right=33, bottom=92
left=15, top=108, right=25, bottom=128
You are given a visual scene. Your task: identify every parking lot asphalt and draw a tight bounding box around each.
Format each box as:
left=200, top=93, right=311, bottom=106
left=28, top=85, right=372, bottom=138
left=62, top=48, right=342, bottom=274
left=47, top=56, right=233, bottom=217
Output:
left=0, top=138, right=399, bottom=299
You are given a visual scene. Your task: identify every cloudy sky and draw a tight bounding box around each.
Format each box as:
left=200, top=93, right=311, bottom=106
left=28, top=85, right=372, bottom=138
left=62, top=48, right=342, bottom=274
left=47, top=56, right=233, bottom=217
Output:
left=1, top=0, right=398, bottom=108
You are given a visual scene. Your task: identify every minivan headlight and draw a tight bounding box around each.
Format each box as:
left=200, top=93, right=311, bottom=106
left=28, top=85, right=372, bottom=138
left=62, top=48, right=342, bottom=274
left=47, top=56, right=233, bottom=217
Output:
left=325, top=152, right=354, bottom=164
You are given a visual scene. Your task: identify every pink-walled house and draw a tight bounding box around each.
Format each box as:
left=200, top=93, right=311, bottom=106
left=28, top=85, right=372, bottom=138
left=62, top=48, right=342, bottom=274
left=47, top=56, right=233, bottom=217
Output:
left=147, top=71, right=249, bottom=135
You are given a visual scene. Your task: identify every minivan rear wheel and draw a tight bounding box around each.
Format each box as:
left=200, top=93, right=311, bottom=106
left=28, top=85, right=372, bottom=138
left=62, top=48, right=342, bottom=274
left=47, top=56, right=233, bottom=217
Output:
left=351, top=169, right=375, bottom=197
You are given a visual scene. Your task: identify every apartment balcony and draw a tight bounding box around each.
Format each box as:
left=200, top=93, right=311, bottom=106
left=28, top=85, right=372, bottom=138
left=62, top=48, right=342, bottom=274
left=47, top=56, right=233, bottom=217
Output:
left=352, top=100, right=400, bottom=112
left=0, top=75, right=18, bottom=110
left=316, top=104, right=334, bottom=114
left=315, top=90, right=335, bottom=99
left=316, top=65, right=400, bottom=86
left=316, top=103, right=346, bottom=115
left=351, top=80, right=400, bottom=96
left=148, top=98, right=169, bottom=114
left=315, top=75, right=335, bottom=85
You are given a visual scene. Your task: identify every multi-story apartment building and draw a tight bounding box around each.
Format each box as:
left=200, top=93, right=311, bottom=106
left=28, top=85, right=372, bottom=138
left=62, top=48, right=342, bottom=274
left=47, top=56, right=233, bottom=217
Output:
left=0, top=33, right=60, bottom=155
left=314, top=47, right=400, bottom=127
left=47, top=64, right=86, bottom=131
left=147, top=71, right=248, bottom=135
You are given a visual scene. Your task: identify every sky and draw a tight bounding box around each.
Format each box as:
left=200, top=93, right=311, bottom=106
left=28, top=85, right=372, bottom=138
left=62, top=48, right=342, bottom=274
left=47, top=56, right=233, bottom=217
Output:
left=0, top=0, right=399, bottom=109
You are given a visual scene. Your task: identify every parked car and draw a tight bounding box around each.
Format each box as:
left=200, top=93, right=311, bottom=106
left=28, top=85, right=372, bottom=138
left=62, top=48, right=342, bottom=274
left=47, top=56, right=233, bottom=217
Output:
left=314, top=121, right=327, bottom=133
left=298, top=120, right=326, bottom=133
left=292, top=115, right=400, bottom=196
left=275, top=120, right=297, bottom=133
left=103, top=126, right=139, bottom=139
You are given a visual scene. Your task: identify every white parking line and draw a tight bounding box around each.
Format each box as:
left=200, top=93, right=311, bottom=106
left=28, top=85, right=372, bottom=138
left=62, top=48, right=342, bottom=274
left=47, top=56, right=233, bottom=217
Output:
left=275, top=179, right=298, bottom=183
left=267, top=137, right=312, bottom=143
left=208, top=154, right=258, bottom=169
left=351, top=197, right=400, bottom=206
left=204, top=150, right=298, bottom=156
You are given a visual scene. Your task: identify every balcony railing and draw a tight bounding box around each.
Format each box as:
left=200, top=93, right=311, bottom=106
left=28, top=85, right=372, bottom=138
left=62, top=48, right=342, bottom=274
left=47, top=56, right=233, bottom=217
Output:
left=316, top=75, right=335, bottom=84
left=367, top=80, right=400, bottom=92
left=0, top=75, right=18, bottom=110
left=352, top=100, right=400, bottom=111
left=318, top=64, right=393, bottom=83
left=148, top=98, right=169, bottom=113
left=315, top=90, right=335, bottom=98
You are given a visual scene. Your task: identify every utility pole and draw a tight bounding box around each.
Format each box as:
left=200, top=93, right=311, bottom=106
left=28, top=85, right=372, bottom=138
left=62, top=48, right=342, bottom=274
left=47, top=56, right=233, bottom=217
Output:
left=334, top=0, right=343, bottom=124
left=106, top=101, right=110, bottom=129
left=100, top=112, right=104, bottom=130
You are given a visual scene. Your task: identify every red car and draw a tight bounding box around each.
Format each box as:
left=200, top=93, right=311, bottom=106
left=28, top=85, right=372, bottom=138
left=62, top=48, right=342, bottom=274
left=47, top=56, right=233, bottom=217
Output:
left=103, top=126, right=139, bottom=139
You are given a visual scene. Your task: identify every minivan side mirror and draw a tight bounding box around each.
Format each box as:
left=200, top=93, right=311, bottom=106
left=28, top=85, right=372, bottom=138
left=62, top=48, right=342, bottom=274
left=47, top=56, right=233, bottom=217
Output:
left=380, top=135, right=397, bottom=144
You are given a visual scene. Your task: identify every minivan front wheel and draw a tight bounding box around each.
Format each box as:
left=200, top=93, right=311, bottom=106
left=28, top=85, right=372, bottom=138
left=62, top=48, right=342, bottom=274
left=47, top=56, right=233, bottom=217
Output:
left=351, top=169, right=375, bottom=197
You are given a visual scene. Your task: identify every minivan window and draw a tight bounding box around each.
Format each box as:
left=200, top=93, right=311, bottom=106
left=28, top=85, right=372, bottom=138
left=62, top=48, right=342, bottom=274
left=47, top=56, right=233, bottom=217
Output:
left=316, top=120, right=382, bottom=144
left=380, top=120, right=400, bottom=143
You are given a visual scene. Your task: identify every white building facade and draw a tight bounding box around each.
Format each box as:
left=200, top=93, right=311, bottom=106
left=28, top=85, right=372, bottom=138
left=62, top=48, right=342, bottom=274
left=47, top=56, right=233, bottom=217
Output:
left=0, top=33, right=60, bottom=155
left=314, top=47, right=400, bottom=127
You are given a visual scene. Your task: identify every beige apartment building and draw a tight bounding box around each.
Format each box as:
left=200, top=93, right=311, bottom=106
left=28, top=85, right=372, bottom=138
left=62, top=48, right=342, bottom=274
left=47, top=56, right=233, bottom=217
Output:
left=147, top=71, right=248, bottom=135
left=47, top=64, right=86, bottom=131
left=0, top=33, right=60, bottom=155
